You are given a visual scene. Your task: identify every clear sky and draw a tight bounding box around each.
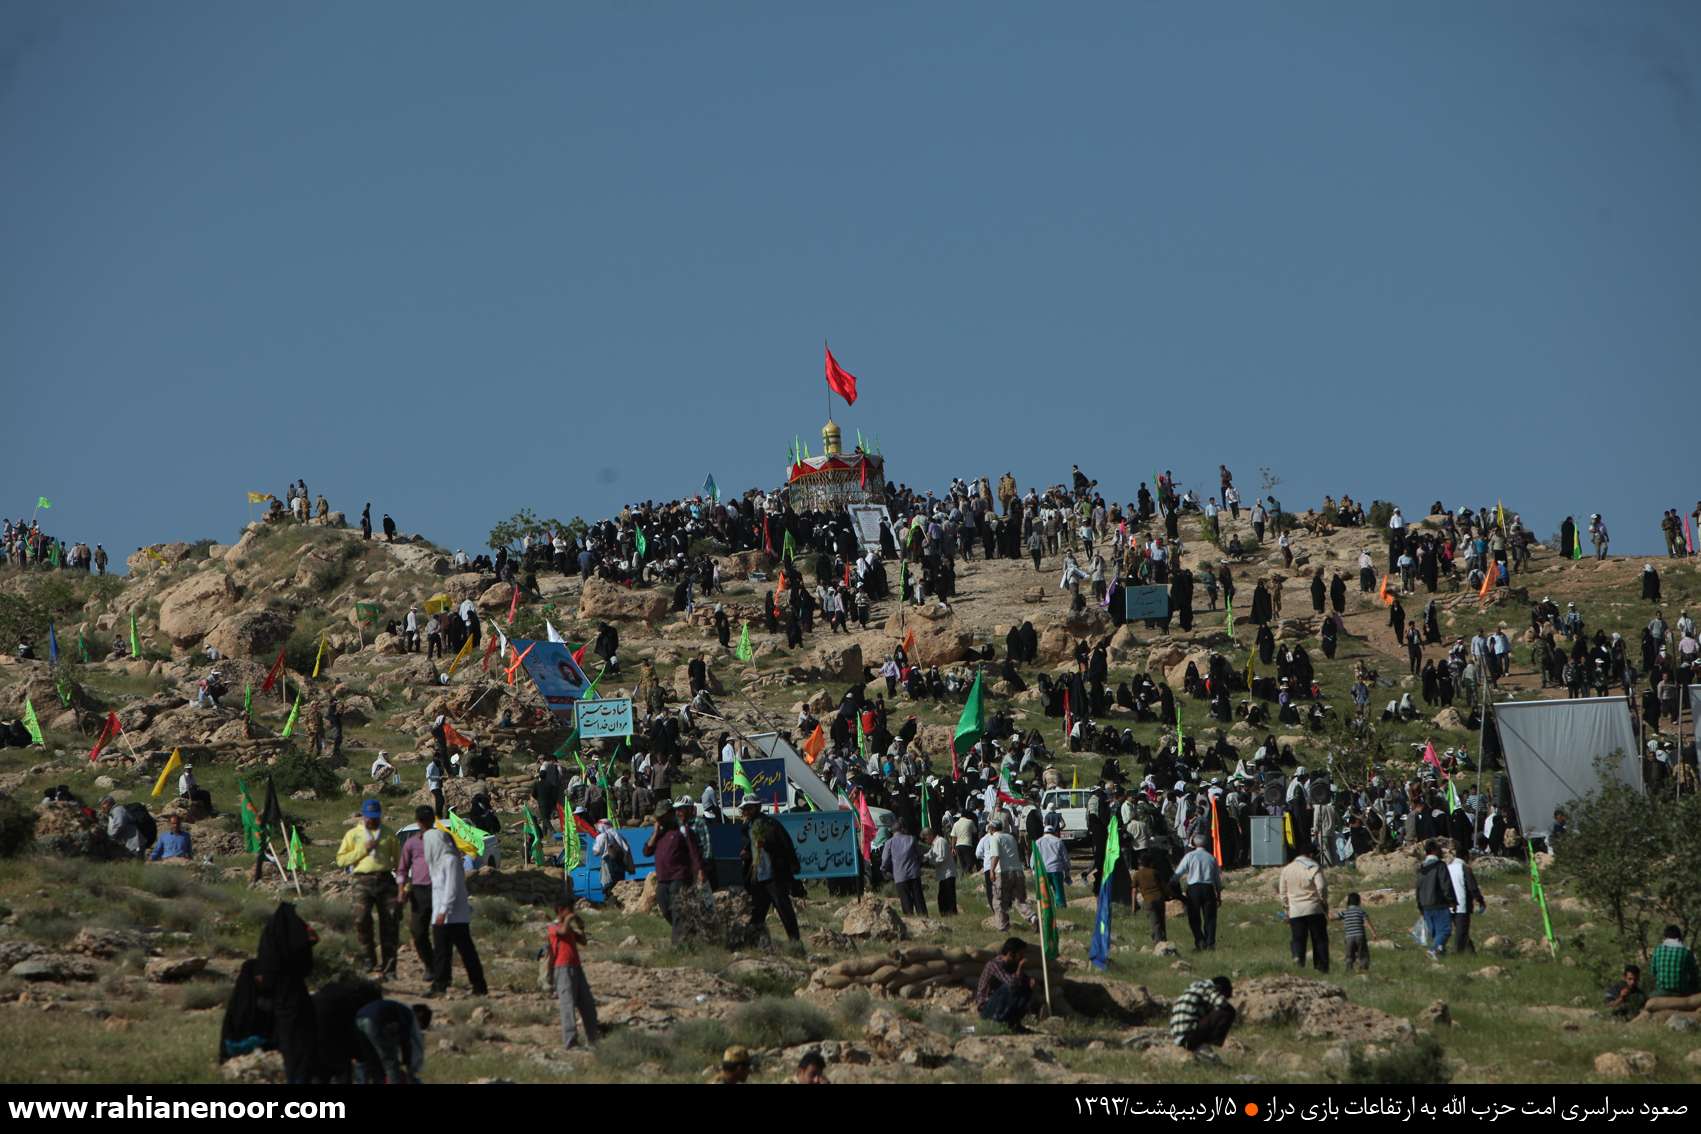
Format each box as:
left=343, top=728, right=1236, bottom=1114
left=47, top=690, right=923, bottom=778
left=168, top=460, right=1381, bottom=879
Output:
left=3, top=1, right=1696, bottom=565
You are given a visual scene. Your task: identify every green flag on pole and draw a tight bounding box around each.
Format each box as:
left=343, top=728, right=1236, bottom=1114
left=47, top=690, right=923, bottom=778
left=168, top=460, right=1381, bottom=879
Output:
left=1175, top=703, right=1184, bottom=752
left=1032, top=839, right=1062, bottom=960
left=634, top=527, right=647, bottom=560
left=1225, top=595, right=1234, bottom=637
left=238, top=780, right=262, bottom=854
left=243, top=682, right=252, bottom=718
left=1572, top=527, right=1583, bottom=561
left=288, top=826, right=307, bottom=872
left=280, top=692, right=302, bottom=738
left=782, top=530, right=796, bottom=563
left=734, top=621, right=753, bottom=661
left=955, top=669, right=986, bottom=755
left=37, top=496, right=51, bottom=510
left=21, top=698, right=43, bottom=745
left=130, top=614, right=140, bottom=659
left=523, top=806, right=545, bottom=865
left=1529, top=851, right=1557, bottom=951
left=77, top=630, right=88, bottom=663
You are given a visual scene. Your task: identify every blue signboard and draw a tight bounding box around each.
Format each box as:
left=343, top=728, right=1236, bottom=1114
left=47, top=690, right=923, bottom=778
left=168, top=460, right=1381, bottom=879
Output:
left=718, top=757, right=787, bottom=807
left=574, top=696, right=633, bottom=739
left=779, top=811, right=860, bottom=878
left=1123, top=585, right=1171, bottom=621
left=513, top=640, right=591, bottom=725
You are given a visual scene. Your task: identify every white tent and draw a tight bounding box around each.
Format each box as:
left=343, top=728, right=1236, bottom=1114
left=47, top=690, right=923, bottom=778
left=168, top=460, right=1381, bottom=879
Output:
left=1494, top=696, right=1641, bottom=839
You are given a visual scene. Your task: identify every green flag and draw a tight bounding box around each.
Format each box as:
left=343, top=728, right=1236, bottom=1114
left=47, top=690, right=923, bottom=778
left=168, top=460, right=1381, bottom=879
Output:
left=355, top=601, right=382, bottom=624
left=21, top=698, right=43, bottom=746
left=955, top=669, right=986, bottom=755
left=287, top=826, right=308, bottom=872
left=634, top=527, right=647, bottom=560
left=238, top=780, right=262, bottom=854
left=37, top=496, right=51, bottom=510
left=243, top=682, right=252, bottom=717
left=563, top=812, right=583, bottom=870
left=49, top=541, right=60, bottom=567
left=445, top=810, right=489, bottom=857
left=1175, top=703, right=1184, bottom=752
left=782, top=530, right=796, bottom=563
left=77, top=630, right=88, bottom=663
left=734, top=620, right=753, bottom=661
left=732, top=754, right=755, bottom=798
left=55, top=675, right=72, bottom=707
left=130, top=614, right=140, bottom=659
left=1032, top=839, right=1062, bottom=960
left=1572, top=527, right=1583, bottom=561
left=1225, top=595, right=1234, bottom=637
left=523, top=806, right=546, bottom=866
left=280, top=692, right=302, bottom=739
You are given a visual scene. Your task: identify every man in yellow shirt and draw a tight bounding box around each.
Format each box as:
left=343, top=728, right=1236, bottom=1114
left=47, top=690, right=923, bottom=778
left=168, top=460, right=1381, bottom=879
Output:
left=337, top=799, right=400, bottom=978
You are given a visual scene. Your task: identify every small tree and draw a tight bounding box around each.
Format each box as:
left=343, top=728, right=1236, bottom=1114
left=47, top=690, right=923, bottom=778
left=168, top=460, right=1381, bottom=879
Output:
left=1559, top=755, right=1701, bottom=961
left=488, top=509, right=582, bottom=551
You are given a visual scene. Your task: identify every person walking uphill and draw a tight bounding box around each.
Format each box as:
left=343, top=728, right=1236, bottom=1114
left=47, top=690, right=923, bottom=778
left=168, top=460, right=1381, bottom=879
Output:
left=546, top=904, right=600, bottom=1050
left=741, top=798, right=803, bottom=941
left=644, top=800, right=707, bottom=946
left=1416, top=838, right=1458, bottom=959
left=880, top=816, right=928, bottom=916
left=1174, top=833, right=1223, bottom=951
left=395, top=807, right=436, bottom=975
left=424, top=816, right=487, bottom=997
left=337, top=799, right=400, bottom=979
left=1278, top=839, right=1329, bottom=973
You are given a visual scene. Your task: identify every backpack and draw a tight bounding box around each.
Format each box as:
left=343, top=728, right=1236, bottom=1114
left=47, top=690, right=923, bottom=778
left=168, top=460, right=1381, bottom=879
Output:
left=123, top=803, right=157, bottom=850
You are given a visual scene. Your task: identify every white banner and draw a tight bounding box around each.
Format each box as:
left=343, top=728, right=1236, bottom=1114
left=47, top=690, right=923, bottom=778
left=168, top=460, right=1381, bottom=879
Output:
left=1494, top=696, right=1641, bottom=839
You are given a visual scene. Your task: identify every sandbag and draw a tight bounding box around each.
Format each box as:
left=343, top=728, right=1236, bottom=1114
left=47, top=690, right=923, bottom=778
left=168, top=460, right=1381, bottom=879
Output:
left=898, top=983, right=927, bottom=999
left=896, top=945, right=944, bottom=965
left=817, top=973, right=852, bottom=990
left=1644, top=992, right=1701, bottom=1013
left=868, top=964, right=899, bottom=986
left=942, top=947, right=976, bottom=964
left=836, top=957, right=884, bottom=978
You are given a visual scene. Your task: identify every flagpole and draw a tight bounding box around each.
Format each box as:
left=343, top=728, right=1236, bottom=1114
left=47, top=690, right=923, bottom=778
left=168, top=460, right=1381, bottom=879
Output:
left=1037, top=904, right=1053, bottom=1016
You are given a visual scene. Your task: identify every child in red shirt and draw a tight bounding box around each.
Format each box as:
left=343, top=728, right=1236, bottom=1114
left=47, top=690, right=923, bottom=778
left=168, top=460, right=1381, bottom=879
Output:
left=547, top=904, right=599, bottom=1049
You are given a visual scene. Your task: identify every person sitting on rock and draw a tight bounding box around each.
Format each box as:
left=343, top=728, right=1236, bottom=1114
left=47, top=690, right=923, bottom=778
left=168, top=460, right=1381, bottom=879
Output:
left=148, top=814, right=193, bottom=862
left=1651, top=925, right=1701, bottom=999
left=1604, top=963, right=1647, bottom=1019
left=974, top=937, right=1035, bottom=1032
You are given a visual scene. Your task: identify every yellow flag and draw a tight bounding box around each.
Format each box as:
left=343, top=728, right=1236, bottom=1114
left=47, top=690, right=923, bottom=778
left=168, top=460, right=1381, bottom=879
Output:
left=312, top=633, right=327, bottom=678
left=445, top=634, right=475, bottom=678
left=1246, top=650, right=1256, bottom=688
left=152, top=748, right=183, bottom=798
left=1071, top=766, right=1078, bottom=790
left=247, top=491, right=271, bottom=504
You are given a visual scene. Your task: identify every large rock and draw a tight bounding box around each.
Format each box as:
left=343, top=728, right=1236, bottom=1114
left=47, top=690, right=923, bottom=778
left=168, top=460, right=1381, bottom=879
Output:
left=885, top=606, right=972, bottom=666
left=71, top=928, right=152, bottom=958
left=127, top=542, right=194, bottom=573
left=841, top=898, right=910, bottom=941
left=1431, top=707, right=1468, bottom=731
left=145, top=956, right=209, bottom=983
left=1108, top=624, right=1141, bottom=661
left=864, top=1007, right=950, bottom=1068
left=220, top=1049, right=286, bottom=1084
left=157, top=571, right=242, bottom=647
left=11, top=955, right=98, bottom=982
left=1237, top=975, right=1412, bottom=1043
left=1165, top=649, right=1211, bottom=690
left=205, top=610, right=294, bottom=659
left=578, top=578, right=671, bottom=624
left=810, top=642, right=864, bottom=683
left=1593, top=1050, right=1656, bottom=1077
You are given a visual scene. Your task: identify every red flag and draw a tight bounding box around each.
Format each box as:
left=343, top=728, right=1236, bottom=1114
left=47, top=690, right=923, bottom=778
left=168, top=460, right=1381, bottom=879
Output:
left=825, top=344, right=859, bottom=407
left=996, top=789, right=1034, bottom=809
left=1210, top=795, right=1224, bottom=867
left=443, top=722, right=474, bottom=750
left=1063, top=688, right=1073, bottom=744
left=860, top=459, right=868, bottom=489
left=507, top=584, right=520, bottom=625
left=763, top=514, right=774, bottom=557
left=505, top=641, right=536, bottom=685
left=574, top=813, right=597, bottom=837
left=902, top=627, right=916, bottom=657
left=854, top=790, right=877, bottom=859
left=88, top=712, right=121, bottom=763
left=482, top=632, right=500, bottom=672
left=571, top=642, right=588, bottom=668
left=260, top=648, right=286, bottom=693
left=1378, top=574, right=1394, bottom=607
left=950, top=738, right=960, bottom=782
left=802, top=723, right=826, bottom=765
left=1422, top=741, right=1447, bottom=777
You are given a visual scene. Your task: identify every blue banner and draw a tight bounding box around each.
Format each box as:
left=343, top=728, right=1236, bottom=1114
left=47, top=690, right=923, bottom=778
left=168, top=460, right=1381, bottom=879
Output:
left=718, top=757, right=787, bottom=806
left=575, top=696, right=633, bottom=739
left=779, top=811, right=860, bottom=878
left=513, top=639, right=591, bottom=725
left=1123, top=584, right=1171, bottom=621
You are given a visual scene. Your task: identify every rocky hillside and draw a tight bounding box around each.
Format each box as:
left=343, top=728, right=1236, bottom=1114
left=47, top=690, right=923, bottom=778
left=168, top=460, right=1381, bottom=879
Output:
left=0, top=507, right=1698, bottom=1085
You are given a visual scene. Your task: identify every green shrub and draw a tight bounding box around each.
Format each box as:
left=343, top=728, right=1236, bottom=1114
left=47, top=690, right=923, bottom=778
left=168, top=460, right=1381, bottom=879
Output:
left=726, top=965, right=803, bottom=999
left=172, top=980, right=230, bottom=1011
left=729, top=997, right=830, bottom=1049
left=269, top=746, right=340, bottom=796
left=0, top=794, right=38, bottom=858
left=594, top=1028, right=674, bottom=1070
left=137, top=867, right=190, bottom=899
left=1343, top=1035, right=1450, bottom=1085
left=833, top=988, right=873, bottom=1030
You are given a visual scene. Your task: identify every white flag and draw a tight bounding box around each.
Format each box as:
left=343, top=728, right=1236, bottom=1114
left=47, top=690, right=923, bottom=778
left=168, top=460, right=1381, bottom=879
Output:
left=546, top=620, right=565, bottom=644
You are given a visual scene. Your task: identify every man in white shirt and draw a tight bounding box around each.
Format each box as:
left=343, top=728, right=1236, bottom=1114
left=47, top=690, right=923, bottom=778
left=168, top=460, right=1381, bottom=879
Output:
left=925, top=827, right=958, bottom=915
left=976, top=819, right=1036, bottom=932
left=424, top=825, right=487, bottom=997
left=1172, top=833, right=1223, bottom=950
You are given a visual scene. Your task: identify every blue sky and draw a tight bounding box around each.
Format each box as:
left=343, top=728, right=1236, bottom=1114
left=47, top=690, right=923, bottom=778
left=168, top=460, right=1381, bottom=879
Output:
left=3, top=1, right=1696, bottom=564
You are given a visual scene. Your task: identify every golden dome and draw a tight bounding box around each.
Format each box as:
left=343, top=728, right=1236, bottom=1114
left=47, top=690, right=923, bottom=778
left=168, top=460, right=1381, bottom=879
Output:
left=821, top=419, right=842, bottom=456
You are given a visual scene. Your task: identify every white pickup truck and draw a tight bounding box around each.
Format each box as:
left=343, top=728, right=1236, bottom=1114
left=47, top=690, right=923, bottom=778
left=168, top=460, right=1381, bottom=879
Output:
left=1038, top=788, right=1093, bottom=845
